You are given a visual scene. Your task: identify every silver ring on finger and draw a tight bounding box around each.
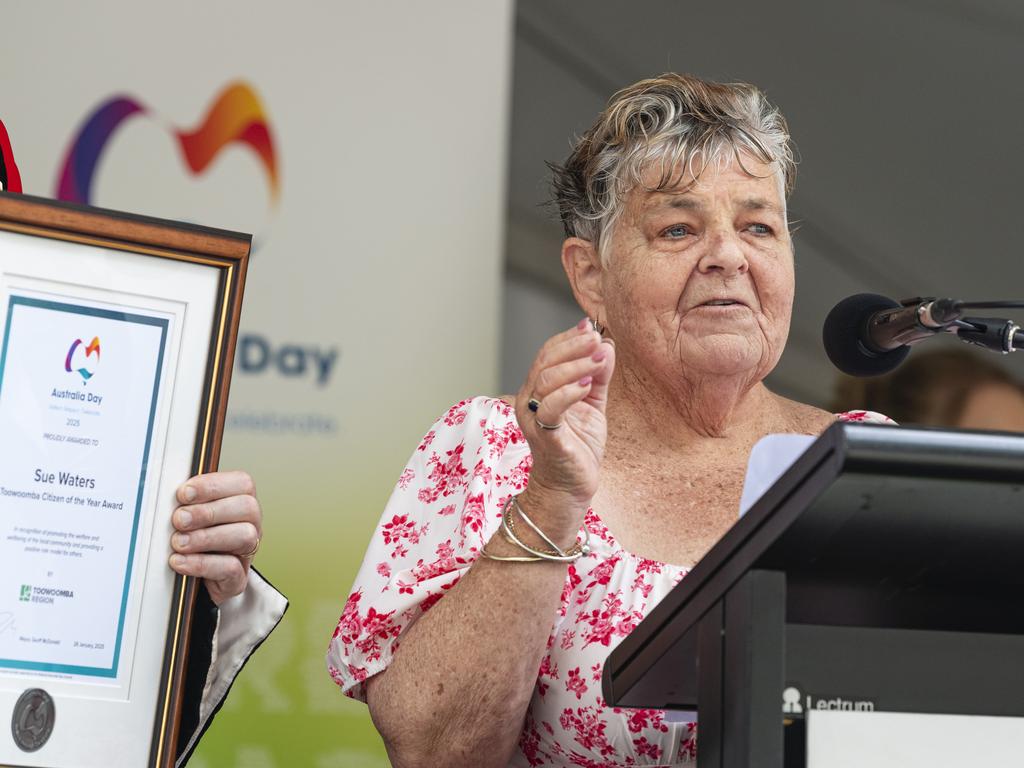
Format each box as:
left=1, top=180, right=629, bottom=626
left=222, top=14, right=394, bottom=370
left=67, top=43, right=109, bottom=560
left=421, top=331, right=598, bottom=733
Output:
left=535, top=415, right=562, bottom=430
left=528, top=397, right=542, bottom=413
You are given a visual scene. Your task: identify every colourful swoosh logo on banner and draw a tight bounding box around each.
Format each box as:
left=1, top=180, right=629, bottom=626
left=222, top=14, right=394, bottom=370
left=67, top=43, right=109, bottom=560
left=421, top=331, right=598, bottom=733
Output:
left=65, top=336, right=101, bottom=382
left=56, top=82, right=278, bottom=205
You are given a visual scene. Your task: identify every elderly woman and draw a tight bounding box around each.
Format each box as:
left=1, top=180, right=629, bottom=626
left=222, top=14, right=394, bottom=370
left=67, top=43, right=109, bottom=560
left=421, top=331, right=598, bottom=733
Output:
left=327, top=73, right=889, bottom=766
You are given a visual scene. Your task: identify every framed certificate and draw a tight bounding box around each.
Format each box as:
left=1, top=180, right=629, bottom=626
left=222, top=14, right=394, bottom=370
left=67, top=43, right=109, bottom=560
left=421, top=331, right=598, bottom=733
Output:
left=0, top=192, right=249, bottom=767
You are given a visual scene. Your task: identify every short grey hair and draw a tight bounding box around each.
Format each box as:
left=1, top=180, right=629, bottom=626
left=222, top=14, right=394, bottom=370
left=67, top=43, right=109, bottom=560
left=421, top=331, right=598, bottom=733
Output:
left=550, top=73, right=796, bottom=263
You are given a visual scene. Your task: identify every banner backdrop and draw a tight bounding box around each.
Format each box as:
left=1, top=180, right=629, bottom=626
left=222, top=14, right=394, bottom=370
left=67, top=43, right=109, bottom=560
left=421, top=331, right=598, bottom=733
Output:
left=1, top=3, right=513, bottom=765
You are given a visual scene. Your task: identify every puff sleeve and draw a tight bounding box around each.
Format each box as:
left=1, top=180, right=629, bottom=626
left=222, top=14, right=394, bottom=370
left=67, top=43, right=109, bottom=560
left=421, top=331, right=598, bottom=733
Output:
left=326, top=396, right=532, bottom=701
left=836, top=410, right=896, bottom=425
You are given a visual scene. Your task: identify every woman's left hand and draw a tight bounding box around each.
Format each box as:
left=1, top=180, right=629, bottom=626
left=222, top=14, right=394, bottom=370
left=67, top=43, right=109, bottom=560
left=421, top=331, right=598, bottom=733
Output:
left=168, top=470, right=262, bottom=606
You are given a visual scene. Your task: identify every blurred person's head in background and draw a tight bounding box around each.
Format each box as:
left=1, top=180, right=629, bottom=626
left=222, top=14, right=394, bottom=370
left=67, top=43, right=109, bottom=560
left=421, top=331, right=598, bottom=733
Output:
left=831, top=347, right=1024, bottom=431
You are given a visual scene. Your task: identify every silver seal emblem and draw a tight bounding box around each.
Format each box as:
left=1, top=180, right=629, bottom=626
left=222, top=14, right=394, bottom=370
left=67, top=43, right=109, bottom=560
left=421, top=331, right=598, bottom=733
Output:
left=11, top=688, right=55, bottom=752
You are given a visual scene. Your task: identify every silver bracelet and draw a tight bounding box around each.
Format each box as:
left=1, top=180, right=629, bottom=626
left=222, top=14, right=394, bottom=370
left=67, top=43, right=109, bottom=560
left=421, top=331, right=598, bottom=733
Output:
left=478, top=546, right=543, bottom=562
left=500, top=495, right=590, bottom=562
left=512, top=495, right=568, bottom=556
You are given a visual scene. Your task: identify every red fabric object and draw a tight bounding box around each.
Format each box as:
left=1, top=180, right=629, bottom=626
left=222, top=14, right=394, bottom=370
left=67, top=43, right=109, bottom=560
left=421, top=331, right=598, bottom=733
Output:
left=0, top=120, right=22, bottom=193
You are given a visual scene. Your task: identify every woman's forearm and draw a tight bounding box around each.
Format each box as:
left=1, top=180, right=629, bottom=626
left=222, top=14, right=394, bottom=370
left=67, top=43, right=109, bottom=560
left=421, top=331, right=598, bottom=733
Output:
left=366, top=488, right=585, bottom=768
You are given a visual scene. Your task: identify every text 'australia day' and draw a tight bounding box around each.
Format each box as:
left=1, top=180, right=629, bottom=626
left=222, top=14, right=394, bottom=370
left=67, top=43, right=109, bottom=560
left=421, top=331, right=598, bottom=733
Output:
left=51, top=388, right=102, bottom=406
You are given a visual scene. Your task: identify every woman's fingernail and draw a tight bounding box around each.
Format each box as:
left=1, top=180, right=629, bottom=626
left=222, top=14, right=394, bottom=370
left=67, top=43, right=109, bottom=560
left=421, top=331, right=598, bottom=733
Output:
left=576, top=318, right=589, bottom=331
left=177, top=510, right=192, bottom=528
left=591, top=349, right=607, bottom=362
left=182, top=485, right=197, bottom=502
left=170, top=554, right=186, bottom=568
left=579, top=376, right=593, bottom=386
left=174, top=533, right=190, bottom=548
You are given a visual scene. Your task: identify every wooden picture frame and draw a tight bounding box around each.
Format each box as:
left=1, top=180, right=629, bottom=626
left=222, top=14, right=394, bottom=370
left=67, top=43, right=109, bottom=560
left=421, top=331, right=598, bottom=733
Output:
left=0, top=192, right=249, bottom=767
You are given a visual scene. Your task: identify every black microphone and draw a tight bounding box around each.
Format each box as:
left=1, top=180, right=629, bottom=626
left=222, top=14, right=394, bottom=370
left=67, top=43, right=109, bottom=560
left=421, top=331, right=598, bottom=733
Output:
left=822, top=294, right=963, bottom=376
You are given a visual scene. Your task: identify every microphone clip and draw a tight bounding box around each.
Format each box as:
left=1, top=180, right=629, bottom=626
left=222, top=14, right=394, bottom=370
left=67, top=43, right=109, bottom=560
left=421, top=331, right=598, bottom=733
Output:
left=898, top=296, right=963, bottom=328
left=956, top=317, right=1024, bottom=355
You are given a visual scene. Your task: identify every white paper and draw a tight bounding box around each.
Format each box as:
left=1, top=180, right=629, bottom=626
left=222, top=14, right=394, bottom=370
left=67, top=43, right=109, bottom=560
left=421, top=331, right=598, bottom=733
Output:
left=738, top=434, right=816, bottom=516
left=807, top=709, right=1024, bottom=767
left=0, top=293, right=170, bottom=680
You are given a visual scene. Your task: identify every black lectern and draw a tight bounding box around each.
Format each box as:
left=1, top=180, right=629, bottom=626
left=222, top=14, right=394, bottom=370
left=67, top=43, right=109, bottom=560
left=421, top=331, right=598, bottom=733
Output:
left=603, top=422, right=1024, bottom=767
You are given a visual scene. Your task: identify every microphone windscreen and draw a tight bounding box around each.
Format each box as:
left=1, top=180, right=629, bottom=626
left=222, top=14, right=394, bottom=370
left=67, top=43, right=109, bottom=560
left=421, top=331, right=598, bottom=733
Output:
left=822, top=293, right=911, bottom=376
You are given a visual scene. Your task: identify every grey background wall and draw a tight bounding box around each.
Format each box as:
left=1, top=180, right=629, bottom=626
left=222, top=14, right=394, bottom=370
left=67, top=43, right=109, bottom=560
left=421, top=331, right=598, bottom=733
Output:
left=501, top=0, right=1024, bottom=404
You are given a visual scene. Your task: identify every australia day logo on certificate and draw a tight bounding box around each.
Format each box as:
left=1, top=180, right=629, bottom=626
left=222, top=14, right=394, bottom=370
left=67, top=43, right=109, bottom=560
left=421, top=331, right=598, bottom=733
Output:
left=64, top=336, right=101, bottom=383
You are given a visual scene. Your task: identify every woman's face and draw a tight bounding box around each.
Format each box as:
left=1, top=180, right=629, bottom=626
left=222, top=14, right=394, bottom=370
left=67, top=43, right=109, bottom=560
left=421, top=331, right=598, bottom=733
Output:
left=599, top=155, right=794, bottom=386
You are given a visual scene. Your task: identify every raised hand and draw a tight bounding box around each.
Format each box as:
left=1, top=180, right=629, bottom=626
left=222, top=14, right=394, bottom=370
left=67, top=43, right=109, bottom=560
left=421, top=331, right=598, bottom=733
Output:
left=515, top=319, right=616, bottom=518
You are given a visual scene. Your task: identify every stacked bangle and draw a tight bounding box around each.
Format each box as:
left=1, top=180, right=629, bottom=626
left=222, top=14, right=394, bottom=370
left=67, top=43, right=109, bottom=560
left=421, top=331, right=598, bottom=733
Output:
left=479, top=495, right=590, bottom=563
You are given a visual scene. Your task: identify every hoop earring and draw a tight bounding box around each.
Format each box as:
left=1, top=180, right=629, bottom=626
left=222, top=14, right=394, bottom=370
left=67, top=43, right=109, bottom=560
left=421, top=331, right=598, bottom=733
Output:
left=591, top=318, right=604, bottom=335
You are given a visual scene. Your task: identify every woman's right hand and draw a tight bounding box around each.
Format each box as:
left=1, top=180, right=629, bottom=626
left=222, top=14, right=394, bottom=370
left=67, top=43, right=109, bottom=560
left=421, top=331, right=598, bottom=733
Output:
left=515, top=319, right=616, bottom=524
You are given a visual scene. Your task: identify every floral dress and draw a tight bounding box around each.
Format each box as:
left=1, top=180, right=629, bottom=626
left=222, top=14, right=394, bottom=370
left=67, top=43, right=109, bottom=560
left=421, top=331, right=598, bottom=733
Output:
left=327, top=397, right=893, bottom=767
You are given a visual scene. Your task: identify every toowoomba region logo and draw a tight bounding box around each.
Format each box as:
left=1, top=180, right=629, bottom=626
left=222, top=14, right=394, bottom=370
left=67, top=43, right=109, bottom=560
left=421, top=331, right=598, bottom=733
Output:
left=18, top=584, right=74, bottom=605
left=65, top=336, right=100, bottom=383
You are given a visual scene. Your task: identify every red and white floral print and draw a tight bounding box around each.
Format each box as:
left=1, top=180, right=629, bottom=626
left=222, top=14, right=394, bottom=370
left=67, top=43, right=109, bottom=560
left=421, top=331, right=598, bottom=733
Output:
left=397, top=467, right=415, bottom=489
left=327, top=397, right=893, bottom=766
left=416, top=441, right=469, bottom=504
left=566, top=667, right=589, bottom=699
